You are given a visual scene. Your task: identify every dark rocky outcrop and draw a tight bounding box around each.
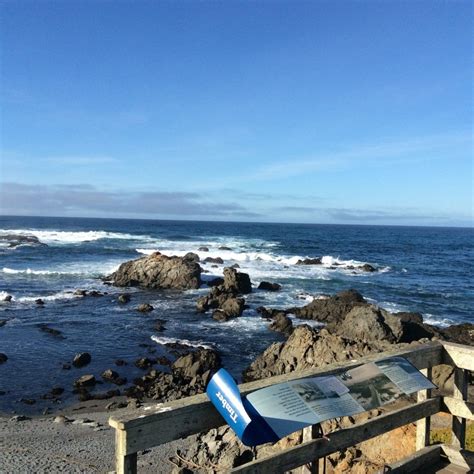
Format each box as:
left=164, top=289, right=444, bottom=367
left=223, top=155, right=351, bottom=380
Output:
left=361, top=263, right=377, bottom=272
left=198, top=247, right=209, bottom=252
left=269, top=313, right=293, bottom=335
left=291, top=289, right=367, bottom=323
left=258, top=281, right=282, bottom=291
left=127, top=348, right=221, bottom=402
left=0, top=319, right=8, bottom=327
left=218, top=246, right=232, bottom=251
left=197, top=268, right=251, bottom=321
left=0, top=353, right=8, bottom=364
left=35, top=299, right=45, bottom=306
left=204, top=257, right=224, bottom=264
left=296, top=257, right=322, bottom=265
left=72, top=352, right=91, bottom=368
left=106, top=252, right=201, bottom=290
left=2, top=295, right=12, bottom=302
left=207, top=277, right=224, bottom=287
left=0, top=234, right=46, bottom=248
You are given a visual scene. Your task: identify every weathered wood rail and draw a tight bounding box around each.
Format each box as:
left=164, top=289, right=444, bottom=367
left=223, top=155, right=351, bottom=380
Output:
left=109, top=341, right=473, bottom=473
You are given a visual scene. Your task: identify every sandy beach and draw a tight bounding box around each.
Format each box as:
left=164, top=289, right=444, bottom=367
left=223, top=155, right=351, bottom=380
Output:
left=0, top=399, right=189, bottom=473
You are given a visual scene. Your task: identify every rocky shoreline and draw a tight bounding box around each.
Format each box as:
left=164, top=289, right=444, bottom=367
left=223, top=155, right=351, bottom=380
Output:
left=1, top=250, right=473, bottom=472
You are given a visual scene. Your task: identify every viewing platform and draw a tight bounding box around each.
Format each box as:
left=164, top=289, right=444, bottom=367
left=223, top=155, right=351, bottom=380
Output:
left=110, top=341, right=473, bottom=473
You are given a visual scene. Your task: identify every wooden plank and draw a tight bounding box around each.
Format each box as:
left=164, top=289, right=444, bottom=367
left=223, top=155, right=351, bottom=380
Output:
left=441, top=445, right=474, bottom=471
left=442, top=396, right=474, bottom=421
left=441, top=342, right=474, bottom=371
left=110, top=342, right=442, bottom=434
left=298, top=425, right=321, bottom=474
left=109, top=343, right=442, bottom=455
left=416, top=367, right=432, bottom=450
left=231, top=398, right=441, bottom=473
left=115, top=429, right=137, bottom=474
left=384, top=444, right=442, bottom=473
left=451, top=368, right=468, bottom=450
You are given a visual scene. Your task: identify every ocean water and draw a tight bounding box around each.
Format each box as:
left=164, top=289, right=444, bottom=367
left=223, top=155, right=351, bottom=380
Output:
left=0, top=215, right=472, bottom=413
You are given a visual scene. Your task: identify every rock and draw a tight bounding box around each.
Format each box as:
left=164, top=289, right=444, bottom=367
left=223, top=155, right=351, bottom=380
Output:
left=74, top=374, right=96, bottom=388
left=2, top=295, right=12, bottom=302
left=269, top=313, right=293, bottom=335
left=212, top=310, right=231, bottom=322
left=242, top=326, right=388, bottom=382
left=172, top=349, right=221, bottom=379
left=291, top=289, right=367, bottom=323
left=258, top=281, right=282, bottom=291
left=296, top=257, right=322, bottom=265
left=0, top=353, right=8, bottom=363
left=440, top=323, right=474, bottom=346
left=230, top=263, right=240, bottom=269
left=72, top=352, right=91, bottom=368
left=223, top=267, right=252, bottom=294
left=183, top=252, right=200, bottom=263
left=198, top=246, right=209, bottom=252
left=118, top=293, right=131, bottom=304
left=135, top=357, right=156, bottom=369
left=106, top=252, right=202, bottom=290
left=137, top=303, right=154, bottom=313
left=0, top=234, right=45, bottom=248
left=219, top=297, right=245, bottom=318
left=73, top=289, right=87, bottom=296
left=20, top=398, right=36, bottom=405
left=361, top=263, right=377, bottom=272
left=62, top=363, right=71, bottom=370
left=203, top=257, right=224, bottom=264
left=0, top=319, right=7, bottom=327
left=101, top=369, right=119, bottom=382
left=154, top=320, right=166, bottom=332
left=330, top=306, right=396, bottom=343
left=53, top=415, right=71, bottom=423
left=50, top=387, right=64, bottom=396
left=115, top=359, right=127, bottom=366
left=207, top=277, right=224, bottom=287
left=35, top=298, right=45, bottom=305
left=88, top=290, right=104, bottom=297
left=38, top=324, right=64, bottom=339
left=9, top=415, right=31, bottom=422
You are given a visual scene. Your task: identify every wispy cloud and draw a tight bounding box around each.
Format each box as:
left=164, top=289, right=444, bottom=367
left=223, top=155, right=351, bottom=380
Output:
left=0, top=182, right=261, bottom=219
left=44, top=156, right=118, bottom=165
left=246, top=131, right=472, bottom=182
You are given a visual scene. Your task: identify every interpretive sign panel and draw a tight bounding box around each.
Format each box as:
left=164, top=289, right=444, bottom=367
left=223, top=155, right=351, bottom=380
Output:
left=206, top=356, right=436, bottom=446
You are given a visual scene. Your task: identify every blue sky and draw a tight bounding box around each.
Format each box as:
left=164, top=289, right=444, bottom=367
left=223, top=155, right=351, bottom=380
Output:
left=1, top=1, right=472, bottom=226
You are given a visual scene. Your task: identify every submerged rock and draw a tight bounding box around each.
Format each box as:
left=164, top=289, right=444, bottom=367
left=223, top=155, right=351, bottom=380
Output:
left=106, top=251, right=202, bottom=290
left=0, top=353, right=8, bottom=364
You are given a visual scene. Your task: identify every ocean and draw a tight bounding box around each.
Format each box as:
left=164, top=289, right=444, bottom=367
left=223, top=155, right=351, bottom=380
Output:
left=0, top=215, right=472, bottom=414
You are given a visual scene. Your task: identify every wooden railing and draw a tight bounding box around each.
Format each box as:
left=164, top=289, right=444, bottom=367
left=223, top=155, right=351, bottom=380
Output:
left=109, top=341, right=473, bottom=473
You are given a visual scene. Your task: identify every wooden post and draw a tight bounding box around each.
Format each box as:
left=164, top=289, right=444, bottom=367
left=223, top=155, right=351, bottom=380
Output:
left=115, top=429, right=137, bottom=474
left=451, top=367, right=468, bottom=449
left=416, top=367, right=432, bottom=451
left=297, top=425, right=320, bottom=474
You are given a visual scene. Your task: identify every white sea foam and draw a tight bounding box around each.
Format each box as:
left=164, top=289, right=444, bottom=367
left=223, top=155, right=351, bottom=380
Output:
left=0, top=229, right=151, bottom=245
left=422, top=314, right=455, bottom=328
left=17, top=290, right=79, bottom=303
left=0, top=291, right=13, bottom=301
left=151, top=335, right=214, bottom=349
